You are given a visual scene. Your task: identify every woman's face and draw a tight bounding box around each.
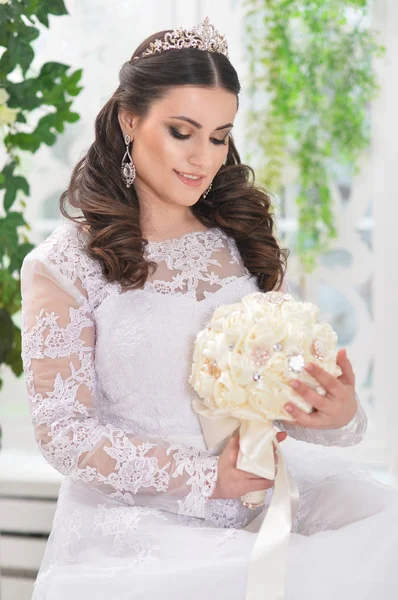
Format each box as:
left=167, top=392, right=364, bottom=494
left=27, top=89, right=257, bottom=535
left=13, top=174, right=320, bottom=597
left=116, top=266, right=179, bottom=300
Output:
left=119, top=85, right=237, bottom=209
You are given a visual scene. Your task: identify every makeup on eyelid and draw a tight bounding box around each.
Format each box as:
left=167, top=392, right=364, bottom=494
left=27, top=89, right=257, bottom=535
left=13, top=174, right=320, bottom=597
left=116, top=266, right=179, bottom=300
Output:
left=167, top=125, right=229, bottom=145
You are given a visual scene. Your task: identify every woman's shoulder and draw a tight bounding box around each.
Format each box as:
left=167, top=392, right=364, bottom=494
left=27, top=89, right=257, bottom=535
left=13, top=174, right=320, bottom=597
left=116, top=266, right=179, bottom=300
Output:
left=22, top=220, right=97, bottom=286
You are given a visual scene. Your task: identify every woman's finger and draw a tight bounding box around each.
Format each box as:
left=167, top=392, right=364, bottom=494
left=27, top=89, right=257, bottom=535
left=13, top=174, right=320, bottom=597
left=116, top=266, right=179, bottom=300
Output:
left=250, top=479, right=274, bottom=491
left=282, top=401, right=332, bottom=428
left=304, top=362, right=342, bottom=397
left=288, top=380, right=333, bottom=414
left=246, top=473, right=273, bottom=481
left=337, top=348, right=355, bottom=386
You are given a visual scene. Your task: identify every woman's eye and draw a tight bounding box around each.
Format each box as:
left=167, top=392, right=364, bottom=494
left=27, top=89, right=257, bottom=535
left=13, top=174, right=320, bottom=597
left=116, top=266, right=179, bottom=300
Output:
left=169, top=126, right=190, bottom=140
left=211, top=137, right=228, bottom=146
left=169, top=126, right=228, bottom=146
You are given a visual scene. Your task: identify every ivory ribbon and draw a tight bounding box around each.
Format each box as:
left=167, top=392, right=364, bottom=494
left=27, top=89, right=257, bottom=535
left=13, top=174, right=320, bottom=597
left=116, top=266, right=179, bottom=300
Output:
left=192, top=398, right=300, bottom=600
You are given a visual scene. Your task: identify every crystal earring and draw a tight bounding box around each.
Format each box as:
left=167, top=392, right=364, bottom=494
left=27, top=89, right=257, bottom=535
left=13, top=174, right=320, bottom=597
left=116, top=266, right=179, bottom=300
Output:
left=121, top=134, right=136, bottom=188
left=202, top=180, right=212, bottom=199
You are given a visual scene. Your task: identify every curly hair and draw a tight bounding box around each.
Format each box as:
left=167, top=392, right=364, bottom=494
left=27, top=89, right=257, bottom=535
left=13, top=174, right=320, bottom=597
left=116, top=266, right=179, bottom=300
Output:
left=60, top=30, right=288, bottom=292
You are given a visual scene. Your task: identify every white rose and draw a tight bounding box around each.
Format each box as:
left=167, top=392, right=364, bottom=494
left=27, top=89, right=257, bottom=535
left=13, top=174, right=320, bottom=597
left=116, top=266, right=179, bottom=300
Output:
left=201, top=334, right=230, bottom=372
left=212, top=304, right=255, bottom=346
left=190, top=365, right=216, bottom=400
left=280, top=299, right=320, bottom=324
left=228, top=341, right=256, bottom=387
left=210, top=303, right=241, bottom=332
left=212, top=371, right=247, bottom=410
left=241, top=321, right=286, bottom=354
left=222, top=308, right=251, bottom=338
left=248, top=383, right=294, bottom=420
left=191, top=330, right=230, bottom=396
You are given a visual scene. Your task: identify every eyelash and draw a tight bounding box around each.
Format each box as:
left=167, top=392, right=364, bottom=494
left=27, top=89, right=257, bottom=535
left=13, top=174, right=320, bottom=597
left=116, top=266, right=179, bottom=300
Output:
left=169, top=126, right=228, bottom=146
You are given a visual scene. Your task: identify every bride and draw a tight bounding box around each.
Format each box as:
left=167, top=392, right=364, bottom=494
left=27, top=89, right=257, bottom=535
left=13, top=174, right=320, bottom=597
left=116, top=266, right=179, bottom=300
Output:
left=20, top=18, right=398, bottom=600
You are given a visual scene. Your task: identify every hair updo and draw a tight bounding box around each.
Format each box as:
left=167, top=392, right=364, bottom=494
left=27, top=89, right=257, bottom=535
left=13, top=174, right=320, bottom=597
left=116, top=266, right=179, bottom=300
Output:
left=60, top=29, right=288, bottom=291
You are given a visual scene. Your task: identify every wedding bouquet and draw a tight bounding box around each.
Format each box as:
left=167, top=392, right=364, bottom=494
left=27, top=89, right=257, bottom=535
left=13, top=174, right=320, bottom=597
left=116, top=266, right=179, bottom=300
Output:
left=190, top=291, right=341, bottom=508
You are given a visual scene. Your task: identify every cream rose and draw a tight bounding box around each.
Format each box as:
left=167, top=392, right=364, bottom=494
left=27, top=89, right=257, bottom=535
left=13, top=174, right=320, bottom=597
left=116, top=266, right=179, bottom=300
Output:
left=212, top=371, right=247, bottom=410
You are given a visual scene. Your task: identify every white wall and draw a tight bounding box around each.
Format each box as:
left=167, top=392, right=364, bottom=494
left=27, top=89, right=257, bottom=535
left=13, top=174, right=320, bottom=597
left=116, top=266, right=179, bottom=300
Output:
left=372, top=0, right=398, bottom=479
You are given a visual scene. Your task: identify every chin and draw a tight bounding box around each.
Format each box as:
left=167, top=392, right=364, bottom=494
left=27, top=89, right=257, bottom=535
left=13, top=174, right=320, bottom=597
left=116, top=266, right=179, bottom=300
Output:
left=173, top=194, right=203, bottom=207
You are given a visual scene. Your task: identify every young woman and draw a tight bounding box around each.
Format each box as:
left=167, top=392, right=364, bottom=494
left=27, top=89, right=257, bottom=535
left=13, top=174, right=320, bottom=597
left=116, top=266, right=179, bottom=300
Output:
left=21, top=18, right=398, bottom=600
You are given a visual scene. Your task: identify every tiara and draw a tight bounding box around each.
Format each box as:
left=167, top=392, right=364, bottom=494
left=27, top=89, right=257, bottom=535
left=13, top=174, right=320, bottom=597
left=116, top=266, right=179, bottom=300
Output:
left=133, top=17, right=229, bottom=61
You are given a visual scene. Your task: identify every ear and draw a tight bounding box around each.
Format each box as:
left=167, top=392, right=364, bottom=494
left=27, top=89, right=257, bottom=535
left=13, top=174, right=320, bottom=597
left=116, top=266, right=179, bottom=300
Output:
left=118, top=110, right=136, bottom=140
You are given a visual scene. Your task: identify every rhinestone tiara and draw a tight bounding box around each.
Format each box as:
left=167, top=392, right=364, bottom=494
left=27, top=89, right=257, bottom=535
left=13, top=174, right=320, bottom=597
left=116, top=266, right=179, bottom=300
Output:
left=133, top=17, right=229, bottom=61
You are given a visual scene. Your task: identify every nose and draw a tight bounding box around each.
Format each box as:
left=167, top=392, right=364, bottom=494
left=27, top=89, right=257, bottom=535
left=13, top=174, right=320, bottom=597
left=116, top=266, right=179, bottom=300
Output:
left=188, top=140, right=214, bottom=173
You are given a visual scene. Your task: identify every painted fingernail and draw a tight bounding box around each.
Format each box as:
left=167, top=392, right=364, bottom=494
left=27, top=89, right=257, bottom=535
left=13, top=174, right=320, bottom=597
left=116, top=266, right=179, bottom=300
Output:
left=290, top=380, right=300, bottom=389
left=305, top=363, right=315, bottom=373
left=284, top=405, right=293, bottom=413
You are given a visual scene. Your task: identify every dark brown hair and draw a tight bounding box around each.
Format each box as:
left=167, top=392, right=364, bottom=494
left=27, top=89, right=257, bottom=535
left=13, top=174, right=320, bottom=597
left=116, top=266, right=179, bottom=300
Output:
left=60, top=30, right=288, bottom=291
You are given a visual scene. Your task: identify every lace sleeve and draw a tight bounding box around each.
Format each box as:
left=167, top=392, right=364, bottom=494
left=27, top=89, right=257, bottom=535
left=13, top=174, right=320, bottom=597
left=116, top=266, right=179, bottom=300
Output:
left=20, top=253, right=218, bottom=518
left=274, top=396, right=367, bottom=447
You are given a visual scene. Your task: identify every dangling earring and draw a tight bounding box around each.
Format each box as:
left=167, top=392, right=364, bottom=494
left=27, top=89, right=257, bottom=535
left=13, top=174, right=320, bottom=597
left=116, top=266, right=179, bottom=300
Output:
left=202, top=180, right=212, bottom=199
left=121, top=134, right=136, bottom=188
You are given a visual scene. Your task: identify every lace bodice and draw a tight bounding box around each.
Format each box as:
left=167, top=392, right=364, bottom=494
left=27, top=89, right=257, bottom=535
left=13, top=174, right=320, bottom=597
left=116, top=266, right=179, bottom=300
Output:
left=20, top=222, right=367, bottom=521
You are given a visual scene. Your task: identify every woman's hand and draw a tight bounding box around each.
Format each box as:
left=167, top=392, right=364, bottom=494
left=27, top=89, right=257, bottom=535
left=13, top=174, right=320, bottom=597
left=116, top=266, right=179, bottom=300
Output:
left=284, top=348, right=358, bottom=429
left=211, top=430, right=287, bottom=500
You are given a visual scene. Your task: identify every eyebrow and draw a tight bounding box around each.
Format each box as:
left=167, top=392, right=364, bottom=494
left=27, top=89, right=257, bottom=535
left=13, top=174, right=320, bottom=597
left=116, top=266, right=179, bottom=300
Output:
left=168, top=115, right=234, bottom=131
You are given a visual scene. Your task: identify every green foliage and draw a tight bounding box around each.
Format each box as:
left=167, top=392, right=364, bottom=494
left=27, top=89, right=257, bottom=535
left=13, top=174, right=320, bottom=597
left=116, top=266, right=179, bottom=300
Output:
left=244, top=0, right=384, bottom=271
left=0, top=0, right=83, bottom=388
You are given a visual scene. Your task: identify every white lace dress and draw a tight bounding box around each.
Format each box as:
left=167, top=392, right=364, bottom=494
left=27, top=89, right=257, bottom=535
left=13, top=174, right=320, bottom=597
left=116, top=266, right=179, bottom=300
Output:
left=20, top=223, right=398, bottom=600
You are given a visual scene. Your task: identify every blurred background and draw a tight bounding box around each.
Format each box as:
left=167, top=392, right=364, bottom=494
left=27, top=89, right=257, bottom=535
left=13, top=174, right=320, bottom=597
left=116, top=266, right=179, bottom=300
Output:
left=0, top=1, right=397, bottom=598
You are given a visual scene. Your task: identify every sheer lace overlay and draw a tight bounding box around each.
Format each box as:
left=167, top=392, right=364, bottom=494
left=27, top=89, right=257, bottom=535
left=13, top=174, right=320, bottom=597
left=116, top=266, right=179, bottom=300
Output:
left=144, top=228, right=248, bottom=300
left=21, top=225, right=221, bottom=519
left=21, top=223, right=367, bottom=529
left=276, top=399, right=367, bottom=446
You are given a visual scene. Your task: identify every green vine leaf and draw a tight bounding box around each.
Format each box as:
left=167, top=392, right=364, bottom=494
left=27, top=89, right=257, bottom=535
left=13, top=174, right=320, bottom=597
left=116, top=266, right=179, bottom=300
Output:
left=35, top=0, right=68, bottom=27
left=0, top=211, right=27, bottom=253
left=244, top=0, right=383, bottom=272
left=0, top=268, right=20, bottom=314
left=8, top=242, right=35, bottom=274
left=0, top=20, right=39, bottom=76
left=0, top=308, right=14, bottom=365
left=7, top=322, right=23, bottom=377
left=4, top=62, right=83, bottom=153
left=0, top=163, right=30, bottom=212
